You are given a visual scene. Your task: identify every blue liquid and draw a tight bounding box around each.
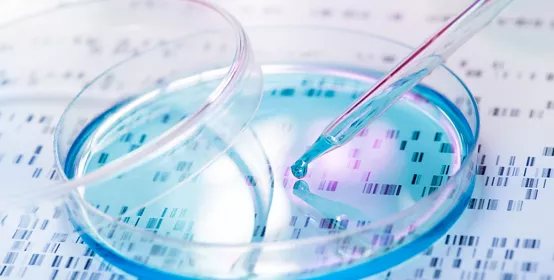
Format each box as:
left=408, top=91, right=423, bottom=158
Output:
left=64, top=84, right=272, bottom=246
left=291, top=136, right=335, bottom=179
left=293, top=180, right=367, bottom=226
left=291, top=68, right=432, bottom=179
left=250, top=65, right=475, bottom=241
left=63, top=64, right=476, bottom=279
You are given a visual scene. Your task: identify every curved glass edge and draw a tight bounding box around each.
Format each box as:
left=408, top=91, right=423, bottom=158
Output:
left=0, top=0, right=262, bottom=212
left=65, top=166, right=475, bottom=280
left=307, top=153, right=477, bottom=279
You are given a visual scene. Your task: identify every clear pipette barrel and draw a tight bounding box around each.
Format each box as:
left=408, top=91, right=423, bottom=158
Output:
left=291, top=0, right=514, bottom=179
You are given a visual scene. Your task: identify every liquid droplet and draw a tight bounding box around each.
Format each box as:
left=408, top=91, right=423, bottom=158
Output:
left=291, top=160, right=308, bottom=179
left=290, top=135, right=337, bottom=179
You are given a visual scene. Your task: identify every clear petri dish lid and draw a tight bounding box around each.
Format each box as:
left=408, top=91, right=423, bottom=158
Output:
left=0, top=0, right=267, bottom=214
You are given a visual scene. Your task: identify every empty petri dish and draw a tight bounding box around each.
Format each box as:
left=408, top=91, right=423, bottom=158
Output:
left=62, top=26, right=478, bottom=279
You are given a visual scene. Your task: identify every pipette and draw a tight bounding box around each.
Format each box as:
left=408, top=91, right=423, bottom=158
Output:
left=291, top=0, right=514, bottom=179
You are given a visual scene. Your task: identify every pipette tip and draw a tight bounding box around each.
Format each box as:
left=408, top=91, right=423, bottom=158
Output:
left=291, top=135, right=337, bottom=179
left=291, top=160, right=308, bottom=179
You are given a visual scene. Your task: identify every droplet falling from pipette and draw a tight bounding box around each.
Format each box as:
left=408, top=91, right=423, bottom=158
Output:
left=291, top=135, right=337, bottom=179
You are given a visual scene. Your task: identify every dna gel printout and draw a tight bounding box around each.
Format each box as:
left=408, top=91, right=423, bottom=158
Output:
left=0, top=0, right=553, bottom=279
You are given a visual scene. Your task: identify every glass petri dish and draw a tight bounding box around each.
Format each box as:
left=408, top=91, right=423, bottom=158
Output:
left=240, top=26, right=479, bottom=279
left=61, top=26, right=478, bottom=279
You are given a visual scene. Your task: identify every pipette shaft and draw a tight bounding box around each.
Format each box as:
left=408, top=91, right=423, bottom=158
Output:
left=291, top=0, right=514, bottom=179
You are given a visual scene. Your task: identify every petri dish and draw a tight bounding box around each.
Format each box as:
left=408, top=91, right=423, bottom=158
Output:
left=244, top=26, right=479, bottom=278
left=62, top=26, right=478, bottom=279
